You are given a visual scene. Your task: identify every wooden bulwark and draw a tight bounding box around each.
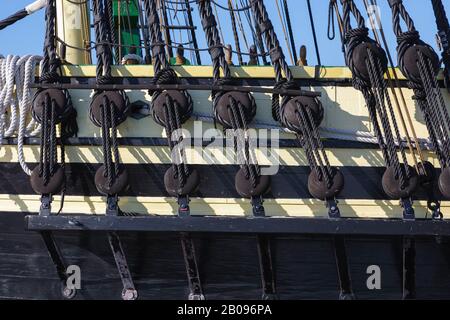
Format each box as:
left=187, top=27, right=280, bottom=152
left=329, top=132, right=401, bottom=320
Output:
left=3, top=66, right=448, bottom=219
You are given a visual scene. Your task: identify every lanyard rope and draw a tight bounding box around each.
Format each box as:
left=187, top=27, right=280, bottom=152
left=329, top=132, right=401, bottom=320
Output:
left=90, top=0, right=130, bottom=201
left=197, top=0, right=268, bottom=209
left=335, top=0, right=417, bottom=212
left=249, top=0, right=342, bottom=213
left=144, top=0, right=198, bottom=206
left=30, top=0, right=78, bottom=215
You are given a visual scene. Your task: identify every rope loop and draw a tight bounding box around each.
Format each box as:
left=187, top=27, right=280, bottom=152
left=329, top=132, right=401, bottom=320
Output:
left=272, top=79, right=299, bottom=122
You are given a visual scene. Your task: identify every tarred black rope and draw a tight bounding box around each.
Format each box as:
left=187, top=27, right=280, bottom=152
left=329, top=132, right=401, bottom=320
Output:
left=93, top=0, right=113, bottom=84
left=39, top=95, right=50, bottom=185
left=340, top=0, right=411, bottom=190
left=389, top=0, right=450, bottom=171
left=296, top=104, right=331, bottom=188
left=101, top=98, right=114, bottom=188
left=198, top=0, right=261, bottom=191
left=228, top=0, right=244, bottom=65
left=431, top=0, right=450, bottom=88
left=249, top=0, right=295, bottom=122
left=41, top=0, right=60, bottom=84
left=0, top=9, right=28, bottom=31
left=250, top=0, right=335, bottom=194
left=228, top=97, right=259, bottom=188
left=90, top=0, right=128, bottom=194
left=105, top=0, right=120, bottom=64
left=144, top=0, right=193, bottom=190
left=33, top=0, right=77, bottom=217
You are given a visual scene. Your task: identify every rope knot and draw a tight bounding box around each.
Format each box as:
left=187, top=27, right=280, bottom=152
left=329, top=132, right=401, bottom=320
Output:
left=153, top=68, right=178, bottom=85
left=344, top=27, right=369, bottom=44
left=272, top=79, right=300, bottom=122
left=397, top=30, right=420, bottom=46
left=40, top=71, right=60, bottom=84
left=97, top=75, right=113, bottom=85
left=212, top=77, right=236, bottom=99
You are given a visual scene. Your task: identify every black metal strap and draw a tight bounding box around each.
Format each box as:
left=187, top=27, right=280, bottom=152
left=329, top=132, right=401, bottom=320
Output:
left=257, top=235, right=277, bottom=300
left=40, top=231, right=76, bottom=299
left=108, top=232, right=138, bottom=300
left=178, top=198, right=204, bottom=300
left=402, top=236, right=416, bottom=299
left=105, top=195, right=137, bottom=300
left=333, top=235, right=355, bottom=300
left=251, top=198, right=277, bottom=300
left=180, top=233, right=204, bottom=300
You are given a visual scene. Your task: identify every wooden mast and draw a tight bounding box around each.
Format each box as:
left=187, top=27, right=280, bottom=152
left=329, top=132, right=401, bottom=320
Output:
left=56, top=0, right=91, bottom=65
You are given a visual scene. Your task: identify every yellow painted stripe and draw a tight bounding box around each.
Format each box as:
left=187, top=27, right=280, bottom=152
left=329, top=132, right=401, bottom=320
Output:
left=0, top=145, right=441, bottom=168
left=1, top=194, right=449, bottom=219
left=57, top=65, right=447, bottom=81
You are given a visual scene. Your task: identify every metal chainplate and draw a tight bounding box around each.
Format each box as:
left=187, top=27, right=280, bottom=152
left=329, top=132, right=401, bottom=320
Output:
left=333, top=235, right=355, bottom=300
left=108, top=232, right=138, bottom=301
left=252, top=196, right=277, bottom=300
left=105, top=195, right=137, bottom=300
left=178, top=196, right=205, bottom=300
left=181, top=233, right=204, bottom=300
left=402, top=236, right=416, bottom=300
left=40, top=231, right=76, bottom=299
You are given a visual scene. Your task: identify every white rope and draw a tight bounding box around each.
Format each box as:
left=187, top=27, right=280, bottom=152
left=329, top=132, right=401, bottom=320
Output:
left=0, top=55, right=42, bottom=175
left=25, top=0, right=47, bottom=15
left=192, top=111, right=435, bottom=149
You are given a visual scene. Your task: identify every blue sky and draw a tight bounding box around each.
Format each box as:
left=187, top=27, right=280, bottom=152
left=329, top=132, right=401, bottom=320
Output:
left=0, top=0, right=444, bottom=66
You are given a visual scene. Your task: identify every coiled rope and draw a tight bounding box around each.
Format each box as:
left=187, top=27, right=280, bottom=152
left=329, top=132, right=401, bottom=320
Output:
left=0, top=55, right=42, bottom=175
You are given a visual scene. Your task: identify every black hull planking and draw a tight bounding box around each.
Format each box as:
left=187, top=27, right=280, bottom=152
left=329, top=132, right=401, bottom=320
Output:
left=1, top=212, right=450, bottom=300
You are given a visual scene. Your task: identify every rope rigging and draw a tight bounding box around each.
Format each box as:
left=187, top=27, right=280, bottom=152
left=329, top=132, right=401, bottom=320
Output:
left=0, top=55, right=42, bottom=175
left=249, top=0, right=343, bottom=216
left=0, top=0, right=46, bottom=31
left=29, top=0, right=78, bottom=215
left=387, top=0, right=450, bottom=206
left=333, top=0, right=417, bottom=219
left=196, top=0, right=279, bottom=301
left=361, top=0, right=440, bottom=219
left=144, top=0, right=199, bottom=211
left=89, top=0, right=131, bottom=206
left=431, top=0, right=450, bottom=92
left=197, top=0, right=270, bottom=209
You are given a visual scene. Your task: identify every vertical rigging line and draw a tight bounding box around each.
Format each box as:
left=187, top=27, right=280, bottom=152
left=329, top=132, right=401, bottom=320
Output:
left=275, top=0, right=294, bottom=65
left=363, top=0, right=424, bottom=172
left=228, top=0, right=243, bottom=65
left=282, top=0, right=297, bottom=64
left=213, top=2, right=225, bottom=45
left=306, top=0, right=321, bottom=66
left=233, top=0, right=250, bottom=52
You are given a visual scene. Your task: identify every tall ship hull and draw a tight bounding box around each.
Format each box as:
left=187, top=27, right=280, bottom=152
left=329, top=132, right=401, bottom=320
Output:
left=1, top=0, right=450, bottom=300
